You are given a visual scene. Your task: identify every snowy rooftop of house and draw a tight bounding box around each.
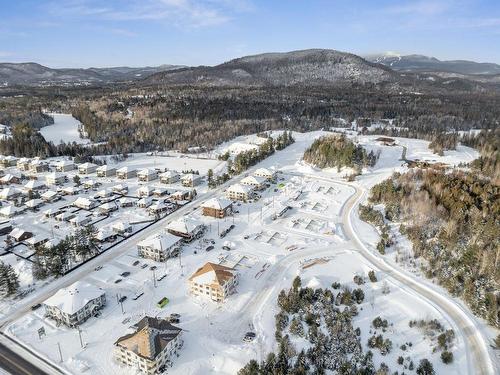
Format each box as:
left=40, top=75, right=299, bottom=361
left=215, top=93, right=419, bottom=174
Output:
left=254, top=167, right=275, bottom=176
left=138, top=168, right=157, bottom=175
left=1, top=173, right=21, bottom=182
left=117, top=166, right=135, bottom=173
left=112, top=221, right=131, bottom=231
left=56, top=160, right=74, bottom=166
left=43, top=281, right=104, bottom=315
left=79, top=162, right=97, bottom=169
left=25, top=199, right=42, bottom=208
left=188, top=262, right=236, bottom=287
left=160, top=170, right=179, bottom=177
left=0, top=205, right=17, bottom=216
left=138, top=233, right=181, bottom=250
left=96, top=164, right=115, bottom=171
left=181, top=174, right=199, bottom=181
left=62, top=186, right=79, bottom=193
left=9, top=227, right=28, bottom=239
left=227, top=183, right=251, bottom=194
left=99, top=202, right=116, bottom=210
left=41, top=190, right=58, bottom=199
left=24, top=180, right=45, bottom=189
left=201, top=197, right=232, bottom=210
left=241, top=175, right=266, bottom=185
left=46, top=172, right=64, bottom=179
left=166, top=216, right=202, bottom=234
left=26, top=235, right=48, bottom=246
left=74, top=197, right=93, bottom=206
left=0, top=187, right=20, bottom=198
left=137, top=197, right=152, bottom=205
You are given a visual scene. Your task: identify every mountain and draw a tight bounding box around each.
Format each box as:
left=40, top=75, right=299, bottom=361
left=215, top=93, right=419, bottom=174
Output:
left=366, top=53, right=500, bottom=76
left=144, top=49, right=399, bottom=87
left=0, top=63, right=184, bottom=86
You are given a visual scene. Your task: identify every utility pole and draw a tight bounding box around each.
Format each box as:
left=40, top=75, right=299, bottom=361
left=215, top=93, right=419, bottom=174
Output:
left=57, top=342, right=63, bottom=363
left=77, top=326, right=84, bottom=348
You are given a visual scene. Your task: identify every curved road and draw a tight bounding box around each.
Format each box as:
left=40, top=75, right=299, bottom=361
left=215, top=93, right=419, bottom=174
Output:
left=342, top=181, right=496, bottom=375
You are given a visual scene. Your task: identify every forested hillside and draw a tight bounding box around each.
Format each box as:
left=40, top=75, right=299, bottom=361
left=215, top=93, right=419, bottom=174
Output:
left=303, top=134, right=378, bottom=171
left=462, top=129, right=500, bottom=184
left=367, top=170, right=499, bottom=327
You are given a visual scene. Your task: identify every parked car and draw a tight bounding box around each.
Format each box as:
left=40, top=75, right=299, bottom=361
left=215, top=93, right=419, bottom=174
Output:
left=243, top=332, right=256, bottom=342
left=114, top=279, right=122, bottom=284
left=118, top=296, right=127, bottom=303
left=94, top=265, right=103, bottom=271
left=132, top=260, right=140, bottom=266
left=31, top=303, right=42, bottom=311
left=150, top=266, right=157, bottom=271
left=141, top=264, right=148, bottom=269
left=120, top=271, right=130, bottom=277
left=206, top=245, right=214, bottom=252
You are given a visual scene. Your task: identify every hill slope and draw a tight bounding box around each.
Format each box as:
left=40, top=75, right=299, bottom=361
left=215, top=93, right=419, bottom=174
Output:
left=0, top=63, right=184, bottom=86
left=144, top=49, right=399, bottom=87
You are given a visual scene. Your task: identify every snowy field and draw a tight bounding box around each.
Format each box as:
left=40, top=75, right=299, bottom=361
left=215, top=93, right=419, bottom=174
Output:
left=3, top=130, right=482, bottom=375
left=40, top=114, right=90, bottom=145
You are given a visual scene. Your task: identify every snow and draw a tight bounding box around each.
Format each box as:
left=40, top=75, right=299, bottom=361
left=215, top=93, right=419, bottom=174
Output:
left=40, top=114, right=90, bottom=145
left=0, top=129, right=487, bottom=375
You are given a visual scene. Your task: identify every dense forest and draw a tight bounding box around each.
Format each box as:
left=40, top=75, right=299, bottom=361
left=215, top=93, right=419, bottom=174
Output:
left=462, top=129, right=500, bottom=184
left=303, top=134, right=379, bottom=172
left=366, top=170, right=499, bottom=327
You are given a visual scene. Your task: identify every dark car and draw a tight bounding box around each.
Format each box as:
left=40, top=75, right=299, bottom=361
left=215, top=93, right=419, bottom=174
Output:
left=31, top=303, right=42, bottom=311
left=206, top=245, right=214, bottom=252
left=230, top=224, right=235, bottom=230
left=141, top=264, right=148, bottom=269
left=150, top=266, right=157, bottom=271
left=120, top=271, right=130, bottom=277
left=243, top=332, right=256, bottom=342
left=132, top=260, right=140, bottom=266
left=114, top=278, right=122, bottom=284
left=118, top=296, right=127, bottom=303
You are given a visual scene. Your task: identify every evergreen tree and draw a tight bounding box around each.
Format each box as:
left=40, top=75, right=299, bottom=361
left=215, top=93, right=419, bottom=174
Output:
left=0, top=262, right=20, bottom=297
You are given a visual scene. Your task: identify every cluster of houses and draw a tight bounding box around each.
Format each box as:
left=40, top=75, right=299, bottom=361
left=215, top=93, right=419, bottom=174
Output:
left=225, top=168, right=275, bottom=202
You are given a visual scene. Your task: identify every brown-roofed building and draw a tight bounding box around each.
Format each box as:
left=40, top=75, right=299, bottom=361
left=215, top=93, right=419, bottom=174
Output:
left=188, top=262, right=238, bottom=303
left=114, top=316, right=183, bottom=374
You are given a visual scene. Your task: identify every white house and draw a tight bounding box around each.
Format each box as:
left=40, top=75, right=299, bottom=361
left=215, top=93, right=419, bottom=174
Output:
left=112, top=221, right=132, bottom=235
left=55, top=160, right=75, bottom=172
left=46, top=172, right=66, bottom=185
left=254, top=168, right=276, bottom=181
left=96, top=165, right=116, bottom=177
left=25, top=198, right=43, bottom=209
left=137, top=185, right=154, bottom=198
left=181, top=174, right=201, bottom=187
left=24, top=179, right=46, bottom=192
left=116, top=167, right=136, bottom=179
left=188, top=262, right=238, bottom=303
left=137, top=197, right=152, bottom=208
left=0, top=187, right=21, bottom=200
left=225, top=183, right=252, bottom=202
left=41, top=190, right=59, bottom=202
left=240, top=175, right=266, bottom=190
left=137, top=233, right=182, bottom=262
left=159, top=170, right=180, bottom=184
left=43, top=281, right=106, bottom=327
left=78, top=162, right=98, bottom=175
left=0, top=205, right=19, bottom=218
left=73, top=197, right=96, bottom=210
left=166, top=217, right=204, bottom=241
left=61, top=186, right=80, bottom=195
left=137, top=168, right=158, bottom=182
left=70, top=214, right=92, bottom=227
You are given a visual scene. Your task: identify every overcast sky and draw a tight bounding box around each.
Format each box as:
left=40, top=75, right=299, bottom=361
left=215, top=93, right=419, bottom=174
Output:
left=1, top=0, right=499, bottom=68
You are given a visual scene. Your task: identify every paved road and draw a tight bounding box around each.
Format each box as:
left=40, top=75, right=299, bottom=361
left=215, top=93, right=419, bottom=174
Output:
left=0, top=338, right=51, bottom=375
left=0, top=165, right=262, bottom=375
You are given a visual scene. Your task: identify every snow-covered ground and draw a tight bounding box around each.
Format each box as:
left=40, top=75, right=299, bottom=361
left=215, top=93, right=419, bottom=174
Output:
left=40, top=114, right=90, bottom=145
left=3, top=130, right=486, bottom=375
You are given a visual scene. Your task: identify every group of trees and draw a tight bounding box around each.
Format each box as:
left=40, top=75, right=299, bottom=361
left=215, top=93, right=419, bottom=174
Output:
left=231, top=132, right=294, bottom=175
left=240, top=276, right=383, bottom=374
left=32, top=226, right=99, bottom=279
left=0, top=262, right=19, bottom=297
left=366, top=169, right=499, bottom=327
left=462, top=128, right=500, bottom=184
left=303, top=134, right=379, bottom=173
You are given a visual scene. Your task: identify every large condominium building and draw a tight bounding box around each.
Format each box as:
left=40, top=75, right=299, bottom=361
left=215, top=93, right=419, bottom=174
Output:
left=201, top=197, right=232, bottom=218
left=188, top=262, right=238, bottom=303
left=43, top=281, right=106, bottom=327
left=137, top=233, right=183, bottom=262
left=114, top=317, right=183, bottom=375
left=225, top=183, right=252, bottom=202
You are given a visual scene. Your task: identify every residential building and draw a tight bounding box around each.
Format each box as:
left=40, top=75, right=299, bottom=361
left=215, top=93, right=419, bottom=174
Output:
left=73, top=197, right=96, bottom=210
left=201, top=198, right=232, bottom=218
left=169, top=190, right=196, bottom=202
left=137, top=233, right=182, bottom=261
left=180, top=174, right=201, bottom=187
left=0, top=206, right=19, bottom=218
left=16, top=158, right=31, bottom=171
left=24, top=179, right=46, bottom=192
left=114, top=317, right=183, bottom=375
left=25, top=198, right=43, bottom=210
left=240, top=175, right=266, bottom=190
left=118, top=197, right=134, bottom=208
left=8, top=228, right=33, bottom=242
left=254, top=168, right=276, bottom=181
left=29, top=160, right=49, bottom=173
left=61, top=186, right=80, bottom=195
left=83, top=179, right=98, bottom=189
left=138, top=168, right=158, bottom=182
left=112, top=184, right=128, bottom=194
left=137, top=185, right=154, bottom=198
left=78, top=162, right=98, bottom=174
left=188, top=262, right=238, bottom=303
left=45, top=172, right=66, bottom=185
left=148, top=202, right=168, bottom=216
left=225, top=184, right=252, bottom=202
left=116, top=167, right=137, bottom=179
left=166, top=217, right=204, bottom=241
left=0, top=173, right=21, bottom=185
left=43, top=281, right=106, bottom=327
left=1, top=156, right=18, bottom=167
left=41, top=190, right=59, bottom=202
left=55, top=160, right=75, bottom=172
left=98, top=202, right=118, bottom=215
left=137, top=197, right=152, bottom=208
left=112, top=221, right=132, bottom=235
left=159, top=170, right=180, bottom=184
left=0, top=187, right=21, bottom=200
left=70, top=215, right=92, bottom=227
left=96, top=165, right=116, bottom=177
